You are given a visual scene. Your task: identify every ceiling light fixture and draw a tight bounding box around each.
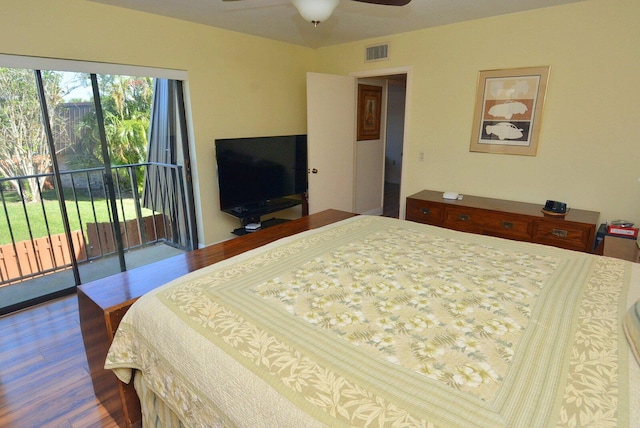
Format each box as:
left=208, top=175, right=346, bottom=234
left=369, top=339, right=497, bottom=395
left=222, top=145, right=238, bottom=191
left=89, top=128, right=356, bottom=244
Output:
left=292, top=0, right=340, bottom=27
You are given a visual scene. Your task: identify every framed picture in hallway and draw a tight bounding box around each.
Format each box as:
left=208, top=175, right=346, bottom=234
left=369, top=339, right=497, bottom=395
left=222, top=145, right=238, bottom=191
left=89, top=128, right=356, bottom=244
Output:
left=470, top=66, right=550, bottom=156
left=357, top=84, right=382, bottom=141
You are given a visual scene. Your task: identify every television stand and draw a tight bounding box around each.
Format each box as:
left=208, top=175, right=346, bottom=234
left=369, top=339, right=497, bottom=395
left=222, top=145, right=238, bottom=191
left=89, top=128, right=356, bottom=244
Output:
left=224, top=196, right=305, bottom=235
left=232, top=217, right=292, bottom=236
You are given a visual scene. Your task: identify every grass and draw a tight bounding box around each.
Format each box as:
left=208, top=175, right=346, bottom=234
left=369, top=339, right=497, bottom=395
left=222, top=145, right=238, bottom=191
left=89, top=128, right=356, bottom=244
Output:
left=0, top=190, right=153, bottom=246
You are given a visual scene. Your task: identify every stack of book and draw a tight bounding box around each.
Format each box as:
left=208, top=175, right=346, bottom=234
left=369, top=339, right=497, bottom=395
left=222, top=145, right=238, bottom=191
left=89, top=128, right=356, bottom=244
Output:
left=607, top=221, right=638, bottom=239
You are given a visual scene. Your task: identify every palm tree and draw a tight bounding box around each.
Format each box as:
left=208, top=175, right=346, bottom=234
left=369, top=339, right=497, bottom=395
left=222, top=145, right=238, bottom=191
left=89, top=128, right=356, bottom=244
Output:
left=73, top=76, right=153, bottom=188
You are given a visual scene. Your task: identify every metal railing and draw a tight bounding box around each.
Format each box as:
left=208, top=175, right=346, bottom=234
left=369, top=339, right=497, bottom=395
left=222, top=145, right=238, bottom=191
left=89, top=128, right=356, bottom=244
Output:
left=0, top=162, right=191, bottom=285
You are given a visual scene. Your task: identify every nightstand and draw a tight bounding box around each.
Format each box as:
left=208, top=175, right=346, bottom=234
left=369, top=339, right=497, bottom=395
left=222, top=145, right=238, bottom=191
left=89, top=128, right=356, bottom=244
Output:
left=603, top=234, right=640, bottom=263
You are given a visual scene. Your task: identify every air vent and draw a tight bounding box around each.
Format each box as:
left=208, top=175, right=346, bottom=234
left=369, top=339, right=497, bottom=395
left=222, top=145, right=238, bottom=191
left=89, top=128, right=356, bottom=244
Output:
left=365, top=43, right=389, bottom=62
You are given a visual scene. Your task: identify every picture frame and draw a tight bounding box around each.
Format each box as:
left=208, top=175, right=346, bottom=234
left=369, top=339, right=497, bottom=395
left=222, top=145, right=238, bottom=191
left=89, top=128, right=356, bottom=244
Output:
left=469, top=66, right=550, bottom=156
left=357, top=84, right=382, bottom=141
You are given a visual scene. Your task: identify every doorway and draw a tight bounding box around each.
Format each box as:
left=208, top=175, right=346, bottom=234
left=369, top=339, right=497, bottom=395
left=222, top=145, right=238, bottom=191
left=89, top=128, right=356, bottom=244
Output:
left=304, top=69, right=409, bottom=217
left=382, top=75, right=406, bottom=218
left=354, top=72, right=407, bottom=219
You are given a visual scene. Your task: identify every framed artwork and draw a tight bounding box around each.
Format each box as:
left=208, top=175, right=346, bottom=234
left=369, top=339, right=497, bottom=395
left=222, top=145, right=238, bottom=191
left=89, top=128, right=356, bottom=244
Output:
left=469, top=66, right=550, bottom=156
left=357, top=84, right=382, bottom=141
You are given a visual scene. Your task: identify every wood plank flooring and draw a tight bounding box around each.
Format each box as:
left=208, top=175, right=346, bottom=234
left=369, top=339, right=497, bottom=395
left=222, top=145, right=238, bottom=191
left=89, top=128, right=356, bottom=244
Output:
left=0, top=294, right=118, bottom=427
left=0, top=210, right=361, bottom=427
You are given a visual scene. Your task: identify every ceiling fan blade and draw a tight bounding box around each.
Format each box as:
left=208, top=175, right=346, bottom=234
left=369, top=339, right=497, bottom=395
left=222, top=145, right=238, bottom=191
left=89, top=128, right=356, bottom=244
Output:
left=223, top=0, right=412, bottom=5
left=351, top=0, right=411, bottom=5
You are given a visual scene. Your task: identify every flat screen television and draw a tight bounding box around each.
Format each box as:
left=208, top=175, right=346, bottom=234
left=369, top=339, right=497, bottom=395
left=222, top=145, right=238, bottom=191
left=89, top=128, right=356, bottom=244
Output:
left=215, top=134, right=307, bottom=216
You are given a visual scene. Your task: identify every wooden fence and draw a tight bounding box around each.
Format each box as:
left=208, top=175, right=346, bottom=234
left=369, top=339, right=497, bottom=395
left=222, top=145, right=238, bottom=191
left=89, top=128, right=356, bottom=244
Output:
left=0, top=230, right=86, bottom=285
left=0, top=215, right=166, bottom=285
left=85, top=214, right=166, bottom=258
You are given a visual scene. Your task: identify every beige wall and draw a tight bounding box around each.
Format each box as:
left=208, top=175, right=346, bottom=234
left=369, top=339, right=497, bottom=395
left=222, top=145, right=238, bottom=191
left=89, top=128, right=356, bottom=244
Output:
left=0, top=0, right=315, bottom=244
left=2, top=0, right=639, bottom=245
left=317, top=0, right=640, bottom=227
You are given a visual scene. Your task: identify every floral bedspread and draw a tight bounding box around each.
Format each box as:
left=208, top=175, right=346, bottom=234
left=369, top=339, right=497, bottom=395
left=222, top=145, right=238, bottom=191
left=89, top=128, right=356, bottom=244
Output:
left=106, top=216, right=632, bottom=427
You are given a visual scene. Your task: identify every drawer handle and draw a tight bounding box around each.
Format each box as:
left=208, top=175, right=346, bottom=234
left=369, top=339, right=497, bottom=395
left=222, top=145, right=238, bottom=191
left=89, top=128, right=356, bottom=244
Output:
left=458, top=214, right=470, bottom=221
left=552, top=229, right=568, bottom=238
left=501, top=221, right=514, bottom=229
left=421, top=208, right=431, bottom=215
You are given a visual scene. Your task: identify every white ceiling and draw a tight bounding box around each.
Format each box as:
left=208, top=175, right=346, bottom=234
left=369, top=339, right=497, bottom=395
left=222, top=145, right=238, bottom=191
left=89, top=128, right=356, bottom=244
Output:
left=90, top=0, right=586, bottom=48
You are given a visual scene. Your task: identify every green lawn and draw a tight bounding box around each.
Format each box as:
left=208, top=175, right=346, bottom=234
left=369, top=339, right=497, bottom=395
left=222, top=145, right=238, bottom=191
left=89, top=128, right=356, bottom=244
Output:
left=0, top=194, right=153, bottom=245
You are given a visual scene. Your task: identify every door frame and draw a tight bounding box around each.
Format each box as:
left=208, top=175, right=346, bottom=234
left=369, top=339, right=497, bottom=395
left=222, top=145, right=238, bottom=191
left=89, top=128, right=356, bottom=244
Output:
left=349, top=66, right=412, bottom=220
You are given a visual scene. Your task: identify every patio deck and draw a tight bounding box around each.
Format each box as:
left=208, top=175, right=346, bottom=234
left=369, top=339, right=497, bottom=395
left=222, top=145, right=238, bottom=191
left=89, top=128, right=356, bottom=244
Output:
left=0, top=243, right=184, bottom=315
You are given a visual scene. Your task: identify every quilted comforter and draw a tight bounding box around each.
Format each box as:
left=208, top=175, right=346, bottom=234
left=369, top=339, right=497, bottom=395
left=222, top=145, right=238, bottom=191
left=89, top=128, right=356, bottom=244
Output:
left=106, top=215, right=638, bottom=427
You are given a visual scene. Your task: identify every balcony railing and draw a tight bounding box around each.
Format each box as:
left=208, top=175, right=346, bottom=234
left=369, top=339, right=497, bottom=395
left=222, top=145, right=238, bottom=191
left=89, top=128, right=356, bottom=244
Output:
left=0, top=162, right=191, bottom=285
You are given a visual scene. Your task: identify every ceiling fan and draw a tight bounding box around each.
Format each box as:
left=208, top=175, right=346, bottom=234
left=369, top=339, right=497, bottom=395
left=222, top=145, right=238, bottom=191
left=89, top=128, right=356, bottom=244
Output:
left=223, top=0, right=412, bottom=27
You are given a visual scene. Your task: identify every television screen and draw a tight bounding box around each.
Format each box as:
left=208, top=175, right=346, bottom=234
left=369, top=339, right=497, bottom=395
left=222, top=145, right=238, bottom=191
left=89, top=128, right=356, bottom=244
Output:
left=215, top=135, right=307, bottom=212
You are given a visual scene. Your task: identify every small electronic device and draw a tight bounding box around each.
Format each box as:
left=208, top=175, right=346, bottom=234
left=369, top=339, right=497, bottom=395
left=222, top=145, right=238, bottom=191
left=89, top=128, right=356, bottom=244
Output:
left=543, top=200, right=567, bottom=214
left=443, top=192, right=460, bottom=200
left=244, top=223, right=261, bottom=232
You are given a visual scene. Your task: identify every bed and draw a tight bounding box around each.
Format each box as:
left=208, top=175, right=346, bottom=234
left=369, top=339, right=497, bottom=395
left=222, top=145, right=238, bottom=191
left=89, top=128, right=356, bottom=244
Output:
left=105, top=214, right=640, bottom=427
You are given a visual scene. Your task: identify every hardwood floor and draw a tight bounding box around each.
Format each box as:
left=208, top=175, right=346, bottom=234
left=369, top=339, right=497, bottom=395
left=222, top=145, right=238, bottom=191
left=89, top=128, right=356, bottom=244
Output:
left=1, top=210, right=359, bottom=428
left=0, top=295, right=118, bottom=427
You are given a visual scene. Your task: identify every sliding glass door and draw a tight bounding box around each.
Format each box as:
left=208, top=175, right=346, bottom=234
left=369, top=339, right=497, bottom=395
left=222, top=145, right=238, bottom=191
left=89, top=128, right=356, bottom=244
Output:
left=0, top=60, right=196, bottom=313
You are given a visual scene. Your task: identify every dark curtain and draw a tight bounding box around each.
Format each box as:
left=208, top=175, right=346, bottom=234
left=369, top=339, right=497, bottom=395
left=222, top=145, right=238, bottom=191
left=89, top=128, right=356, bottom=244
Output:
left=143, top=79, right=195, bottom=250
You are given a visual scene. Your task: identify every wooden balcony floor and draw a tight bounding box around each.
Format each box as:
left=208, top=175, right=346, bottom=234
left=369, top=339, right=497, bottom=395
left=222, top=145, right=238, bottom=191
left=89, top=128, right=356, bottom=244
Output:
left=1, top=242, right=185, bottom=315
left=0, top=295, right=118, bottom=427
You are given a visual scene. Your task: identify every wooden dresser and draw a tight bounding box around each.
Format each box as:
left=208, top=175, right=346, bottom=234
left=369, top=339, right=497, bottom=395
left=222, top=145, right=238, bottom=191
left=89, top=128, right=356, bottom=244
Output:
left=406, top=190, right=599, bottom=252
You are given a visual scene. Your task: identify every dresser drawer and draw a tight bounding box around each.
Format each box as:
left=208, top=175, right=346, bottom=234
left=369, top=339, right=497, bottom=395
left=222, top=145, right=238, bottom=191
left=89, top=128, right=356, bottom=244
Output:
left=406, top=199, right=444, bottom=226
left=482, top=214, right=533, bottom=241
left=405, top=190, right=599, bottom=253
left=533, top=220, right=594, bottom=252
left=443, top=206, right=484, bottom=233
